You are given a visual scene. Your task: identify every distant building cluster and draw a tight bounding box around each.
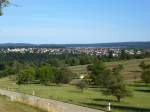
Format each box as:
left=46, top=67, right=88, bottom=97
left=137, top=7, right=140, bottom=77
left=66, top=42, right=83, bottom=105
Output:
left=0, top=48, right=149, bottom=57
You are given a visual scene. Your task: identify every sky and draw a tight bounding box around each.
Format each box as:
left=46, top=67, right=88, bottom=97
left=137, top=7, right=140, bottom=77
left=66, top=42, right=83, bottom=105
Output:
left=0, top=0, right=150, bottom=44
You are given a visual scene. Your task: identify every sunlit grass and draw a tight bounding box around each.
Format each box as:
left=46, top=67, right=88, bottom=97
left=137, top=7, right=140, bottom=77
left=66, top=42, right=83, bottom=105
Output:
left=0, top=77, right=150, bottom=112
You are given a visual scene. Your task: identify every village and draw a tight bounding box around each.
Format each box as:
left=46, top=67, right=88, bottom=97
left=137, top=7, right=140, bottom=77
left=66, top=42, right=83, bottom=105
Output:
left=0, top=48, right=148, bottom=57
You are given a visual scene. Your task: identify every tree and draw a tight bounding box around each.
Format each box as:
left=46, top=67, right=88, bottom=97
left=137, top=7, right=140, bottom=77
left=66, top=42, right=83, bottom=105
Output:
left=87, top=60, right=110, bottom=86
left=139, top=61, right=150, bottom=70
left=108, top=50, right=113, bottom=59
left=54, top=68, right=75, bottom=85
left=120, top=49, right=130, bottom=60
left=139, top=61, right=150, bottom=84
left=17, top=68, right=35, bottom=84
left=47, top=58, right=60, bottom=67
left=38, top=66, right=54, bottom=85
left=0, top=0, right=9, bottom=16
left=141, top=69, right=150, bottom=84
left=103, top=65, right=132, bottom=102
left=0, top=63, right=5, bottom=71
left=0, top=63, right=6, bottom=77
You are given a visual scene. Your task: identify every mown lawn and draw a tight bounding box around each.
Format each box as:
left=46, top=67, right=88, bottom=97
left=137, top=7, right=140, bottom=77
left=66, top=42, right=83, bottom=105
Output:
left=0, top=77, right=150, bottom=112
left=0, top=94, right=46, bottom=112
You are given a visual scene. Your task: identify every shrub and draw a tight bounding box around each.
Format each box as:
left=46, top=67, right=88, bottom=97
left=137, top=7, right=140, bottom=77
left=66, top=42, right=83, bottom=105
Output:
left=75, top=80, right=87, bottom=92
left=54, top=68, right=76, bottom=85
left=38, top=66, right=54, bottom=85
left=17, top=68, right=35, bottom=84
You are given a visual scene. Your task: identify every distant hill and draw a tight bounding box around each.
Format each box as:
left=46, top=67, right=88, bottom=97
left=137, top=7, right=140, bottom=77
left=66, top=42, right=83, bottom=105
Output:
left=0, top=42, right=150, bottom=48
left=0, top=43, right=65, bottom=48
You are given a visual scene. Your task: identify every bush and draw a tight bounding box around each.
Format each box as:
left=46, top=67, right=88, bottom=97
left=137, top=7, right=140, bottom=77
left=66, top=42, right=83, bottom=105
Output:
left=139, top=61, right=150, bottom=84
left=17, top=68, right=35, bottom=84
left=75, top=80, right=87, bottom=92
left=38, top=66, right=54, bottom=85
left=54, top=68, right=76, bottom=85
left=141, top=69, right=150, bottom=84
left=0, top=63, right=5, bottom=71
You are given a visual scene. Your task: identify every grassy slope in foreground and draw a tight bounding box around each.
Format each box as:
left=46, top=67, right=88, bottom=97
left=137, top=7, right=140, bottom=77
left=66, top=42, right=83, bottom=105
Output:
left=0, top=78, right=150, bottom=112
left=0, top=95, right=46, bottom=112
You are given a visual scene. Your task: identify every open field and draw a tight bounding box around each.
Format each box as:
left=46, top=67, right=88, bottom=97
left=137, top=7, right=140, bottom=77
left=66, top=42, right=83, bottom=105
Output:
left=0, top=95, right=46, bottom=112
left=69, top=58, right=150, bottom=80
left=0, top=77, right=150, bottom=112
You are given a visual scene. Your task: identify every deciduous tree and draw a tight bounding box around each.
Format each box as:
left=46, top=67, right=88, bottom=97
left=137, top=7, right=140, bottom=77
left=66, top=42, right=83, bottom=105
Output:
left=54, top=68, right=75, bottom=85
left=38, top=66, right=54, bottom=85
left=0, top=0, right=9, bottom=16
left=17, top=68, right=35, bottom=84
left=103, top=65, right=132, bottom=102
left=139, top=61, right=150, bottom=84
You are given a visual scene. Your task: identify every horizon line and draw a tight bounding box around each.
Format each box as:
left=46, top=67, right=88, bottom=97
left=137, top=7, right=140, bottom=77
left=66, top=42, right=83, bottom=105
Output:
left=0, top=41, right=150, bottom=45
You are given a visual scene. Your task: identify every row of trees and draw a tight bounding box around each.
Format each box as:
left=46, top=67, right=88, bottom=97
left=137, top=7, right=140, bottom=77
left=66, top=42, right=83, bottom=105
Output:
left=17, top=65, right=76, bottom=85
left=119, top=49, right=149, bottom=60
left=0, top=60, right=76, bottom=85
left=0, top=52, right=97, bottom=67
left=1, top=50, right=150, bottom=68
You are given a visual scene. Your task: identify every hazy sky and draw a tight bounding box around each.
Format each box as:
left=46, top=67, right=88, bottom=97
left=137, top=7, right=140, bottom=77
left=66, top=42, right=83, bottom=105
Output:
left=0, top=0, right=150, bottom=44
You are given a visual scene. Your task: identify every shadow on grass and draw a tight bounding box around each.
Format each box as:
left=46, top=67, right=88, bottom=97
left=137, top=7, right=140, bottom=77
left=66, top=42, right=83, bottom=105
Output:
left=92, top=98, right=117, bottom=102
left=130, top=70, right=141, bottom=73
left=88, top=86, right=100, bottom=89
left=129, top=83, right=150, bottom=88
left=134, top=89, right=150, bottom=93
left=68, top=89, right=84, bottom=93
left=81, top=102, right=150, bottom=112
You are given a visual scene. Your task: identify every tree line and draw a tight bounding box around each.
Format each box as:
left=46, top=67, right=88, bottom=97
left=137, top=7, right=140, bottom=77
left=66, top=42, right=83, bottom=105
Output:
left=0, top=52, right=97, bottom=66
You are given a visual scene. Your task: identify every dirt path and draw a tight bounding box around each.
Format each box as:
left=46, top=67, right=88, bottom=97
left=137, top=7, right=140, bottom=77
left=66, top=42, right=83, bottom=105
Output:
left=0, top=89, right=104, bottom=112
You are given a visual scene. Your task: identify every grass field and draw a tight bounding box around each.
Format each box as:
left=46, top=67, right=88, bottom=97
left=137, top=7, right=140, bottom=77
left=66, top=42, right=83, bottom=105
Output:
left=0, top=77, right=150, bottom=112
left=0, top=58, right=150, bottom=112
left=0, top=95, right=46, bottom=112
